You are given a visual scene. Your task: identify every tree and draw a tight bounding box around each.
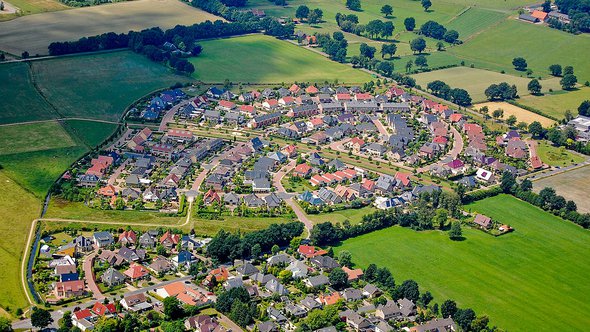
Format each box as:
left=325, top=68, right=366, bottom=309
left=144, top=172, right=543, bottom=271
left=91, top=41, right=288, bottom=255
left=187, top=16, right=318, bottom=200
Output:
left=58, top=311, right=74, bottom=331
left=500, top=171, right=516, bottom=193
left=492, top=108, right=504, bottom=119
left=564, top=65, right=574, bottom=75
left=512, top=57, right=528, bottom=71
left=308, top=8, right=323, bottom=24
left=441, top=299, right=457, bottom=318
left=346, top=0, right=361, bottom=11
left=31, top=307, right=53, bottom=330
left=377, top=61, right=394, bottom=76
left=364, top=263, right=378, bottom=281
left=381, top=4, right=393, bottom=17
left=21, top=51, right=29, bottom=59
left=450, top=88, right=472, bottom=106
left=528, top=79, right=542, bottom=95
left=421, top=0, right=432, bottom=11
left=578, top=100, right=590, bottom=116
left=271, top=244, right=280, bottom=255
left=520, top=178, right=533, bottom=192
left=0, top=317, right=12, bottom=332
left=404, top=17, right=416, bottom=31
left=542, top=0, right=551, bottom=12
left=329, top=267, right=349, bottom=289
left=455, top=308, right=477, bottom=330
left=229, top=301, right=253, bottom=327
left=296, top=5, right=310, bottom=19
left=216, top=287, right=250, bottom=313
left=419, top=291, right=434, bottom=306
left=561, top=74, right=578, bottom=89
left=549, top=64, right=562, bottom=76
left=251, top=243, right=261, bottom=258
left=506, top=115, right=518, bottom=126
left=410, top=37, right=426, bottom=54
left=338, top=250, right=353, bottom=267
left=381, top=43, right=397, bottom=58
left=449, top=222, right=462, bottom=240
left=382, top=21, right=394, bottom=38
left=443, top=30, right=459, bottom=43
left=471, top=316, right=490, bottom=332
left=528, top=121, right=545, bottom=138
left=396, top=279, right=419, bottom=302
left=360, top=43, right=377, bottom=58
left=547, top=128, right=564, bottom=146
left=434, top=208, right=448, bottom=229
left=163, top=296, right=184, bottom=320
left=415, top=55, right=428, bottom=67
left=436, top=41, right=445, bottom=51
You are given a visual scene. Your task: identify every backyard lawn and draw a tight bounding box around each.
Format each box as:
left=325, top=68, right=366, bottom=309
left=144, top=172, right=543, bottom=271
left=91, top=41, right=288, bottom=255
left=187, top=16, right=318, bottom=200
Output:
left=337, top=195, right=590, bottom=331
left=190, top=34, right=373, bottom=84
left=536, top=141, right=585, bottom=167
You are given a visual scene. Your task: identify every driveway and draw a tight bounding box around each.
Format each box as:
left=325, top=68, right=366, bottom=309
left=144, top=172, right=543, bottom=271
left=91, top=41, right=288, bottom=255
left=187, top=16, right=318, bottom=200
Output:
left=83, top=251, right=104, bottom=301
left=372, top=118, right=389, bottom=138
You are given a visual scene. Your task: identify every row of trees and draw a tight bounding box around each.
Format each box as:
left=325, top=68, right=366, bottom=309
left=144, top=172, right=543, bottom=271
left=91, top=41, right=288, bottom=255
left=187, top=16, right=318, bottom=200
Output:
left=316, top=32, right=348, bottom=63
left=206, top=222, right=304, bottom=262
left=419, top=20, right=460, bottom=44
left=295, top=5, right=324, bottom=24
left=335, top=13, right=394, bottom=40
left=426, top=80, right=473, bottom=106
left=484, top=82, right=518, bottom=101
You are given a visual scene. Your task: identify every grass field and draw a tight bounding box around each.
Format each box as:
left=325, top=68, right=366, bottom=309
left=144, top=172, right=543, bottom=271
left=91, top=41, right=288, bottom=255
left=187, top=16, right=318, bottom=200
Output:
left=518, top=87, right=590, bottom=119
left=62, top=119, right=119, bottom=147
left=536, top=140, right=585, bottom=167
left=412, top=67, right=563, bottom=103
left=533, top=165, right=590, bottom=213
left=0, top=121, right=76, bottom=155
left=337, top=194, right=590, bottom=331
left=0, top=171, right=41, bottom=315
left=32, top=51, right=191, bottom=122
left=191, top=35, right=373, bottom=83
left=307, top=206, right=377, bottom=225
left=0, top=0, right=223, bottom=55
left=445, top=7, right=508, bottom=40
left=0, top=62, right=56, bottom=124
left=473, top=101, right=556, bottom=127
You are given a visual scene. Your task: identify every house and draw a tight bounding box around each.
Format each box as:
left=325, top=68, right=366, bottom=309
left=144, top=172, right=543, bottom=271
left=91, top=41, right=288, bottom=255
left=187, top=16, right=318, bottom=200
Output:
left=101, top=267, right=126, bottom=287
left=285, top=303, right=307, bottom=318
left=294, top=163, right=312, bottom=177
left=72, top=309, right=96, bottom=331
left=519, top=13, right=539, bottom=23
left=118, top=230, right=137, bottom=246
left=266, top=279, right=289, bottom=295
left=139, top=232, right=157, bottom=248
left=118, top=247, right=146, bottom=263
left=398, top=298, right=416, bottom=318
left=92, top=302, right=116, bottom=317
left=473, top=214, right=492, bottom=229
left=506, top=140, right=528, bottom=159
left=305, top=275, right=330, bottom=288
left=300, top=295, right=322, bottom=311
left=204, top=189, right=222, bottom=205
left=319, top=292, right=341, bottom=306
left=530, top=156, right=543, bottom=169
left=376, top=300, right=401, bottom=320
left=310, top=256, right=340, bottom=270
left=342, top=288, right=363, bottom=301
left=531, top=9, right=548, bottom=21
left=267, top=307, right=288, bottom=323
left=286, top=260, right=309, bottom=279
left=236, top=262, right=259, bottom=277
left=345, top=311, right=372, bottom=331
left=267, top=253, right=292, bottom=266
left=298, top=245, right=328, bottom=258
left=253, top=178, right=272, bottom=193
left=362, top=284, right=382, bottom=298
left=173, top=250, right=198, bottom=269
left=55, top=280, right=85, bottom=298
left=160, top=231, right=180, bottom=249
left=93, top=231, right=114, bottom=248
left=149, top=255, right=174, bottom=274
left=410, top=318, right=457, bottom=332
left=121, top=293, right=153, bottom=312
left=342, top=266, right=364, bottom=281
left=258, top=321, right=279, bottom=332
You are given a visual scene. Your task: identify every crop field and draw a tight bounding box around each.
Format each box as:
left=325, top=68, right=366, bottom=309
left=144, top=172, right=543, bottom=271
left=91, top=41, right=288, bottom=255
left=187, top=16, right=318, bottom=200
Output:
left=337, top=195, right=590, bottom=331
left=412, top=66, right=562, bottom=103
left=473, top=101, right=555, bottom=127
left=0, top=121, right=76, bottom=155
left=519, top=87, right=590, bottom=119
left=449, top=19, right=590, bottom=81
left=533, top=165, right=590, bottom=213
left=33, top=50, right=191, bottom=122
left=0, top=0, right=68, bottom=21
left=0, top=171, right=41, bottom=315
left=0, top=0, right=223, bottom=55
left=445, top=7, right=507, bottom=40
left=0, top=62, right=56, bottom=124
left=62, top=119, right=119, bottom=147
left=190, top=35, right=373, bottom=83
left=535, top=140, right=586, bottom=167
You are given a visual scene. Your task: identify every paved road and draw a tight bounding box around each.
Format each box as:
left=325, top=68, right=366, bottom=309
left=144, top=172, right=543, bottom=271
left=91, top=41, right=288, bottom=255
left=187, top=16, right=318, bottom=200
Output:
left=82, top=252, right=104, bottom=301
left=12, top=276, right=194, bottom=330
left=192, top=155, right=221, bottom=191
left=273, top=160, right=313, bottom=236
left=417, top=123, right=464, bottom=173
left=107, top=160, right=128, bottom=187
left=159, top=100, right=190, bottom=132
left=372, top=118, right=389, bottom=138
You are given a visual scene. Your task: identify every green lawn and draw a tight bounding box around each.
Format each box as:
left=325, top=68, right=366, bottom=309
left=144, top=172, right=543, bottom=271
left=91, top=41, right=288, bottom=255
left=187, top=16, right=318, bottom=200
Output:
left=62, top=119, right=119, bottom=147
left=307, top=206, right=377, bottom=225
left=518, top=87, right=590, bottom=119
left=32, top=50, right=191, bottom=122
left=0, top=62, right=57, bottom=124
left=0, top=121, right=76, bottom=155
left=411, top=67, right=563, bottom=102
left=191, top=34, right=372, bottom=83
left=337, top=195, right=590, bottom=331
left=536, top=141, right=586, bottom=167
left=445, top=7, right=508, bottom=40
left=0, top=171, right=41, bottom=316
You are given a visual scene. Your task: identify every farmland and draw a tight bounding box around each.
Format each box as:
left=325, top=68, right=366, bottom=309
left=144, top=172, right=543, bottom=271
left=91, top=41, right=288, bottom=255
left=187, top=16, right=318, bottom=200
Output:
left=0, top=0, right=223, bottom=55
left=0, top=0, right=68, bottom=21
left=337, top=195, right=590, bottom=332
left=412, top=67, right=562, bottom=103
left=0, top=121, right=76, bottom=155
left=473, top=101, right=555, bottom=127
left=445, top=7, right=508, bottom=40
left=190, top=34, right=373, bottom=83
left=519, top=87, right=590, bottom=119
left=535, top=140, right=586, bottom=167
left=533, top=166, right=590, bottom=213
left=62, top=120, right=119, bottom=147
left=0, top=171, right=41, bottom=315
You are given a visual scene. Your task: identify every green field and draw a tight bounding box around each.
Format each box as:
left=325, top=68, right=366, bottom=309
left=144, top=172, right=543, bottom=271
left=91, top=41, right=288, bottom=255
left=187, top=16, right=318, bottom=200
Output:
left=446, top=7, right=508, bottom=40
left=62, top=120, right=119, bottom=147
left=307, top=206, right=377, bottom=225
left=337, top=195, right=590, bottom=331
left=519, top=87, right=590, bottom=119
left=536, top=141, right=586, bottom=167
left=191, top=35, right=372, bottom=83
left=32, top=51, right=190, bottom=122
left=0, top=0, right=68, bottom=21
left=0, top=171, right=41, bottom=315
left=412, top=67, right=563, bottom=102
left=0, top=62, right=56, bottom=124
left=0, top=121, right=76, bottom=155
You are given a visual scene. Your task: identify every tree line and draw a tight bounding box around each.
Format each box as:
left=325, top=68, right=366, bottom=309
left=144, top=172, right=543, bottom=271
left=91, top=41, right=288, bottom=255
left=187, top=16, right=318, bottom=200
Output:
left=548, top=0, right=590, bottom=34
left=426, top=80, right=472, bottom=106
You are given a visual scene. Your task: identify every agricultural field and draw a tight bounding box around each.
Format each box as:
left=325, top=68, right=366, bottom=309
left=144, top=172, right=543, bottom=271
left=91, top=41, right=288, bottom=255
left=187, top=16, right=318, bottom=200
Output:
left=0, top=171, right=41, bottom=315
left=307, top=206, right=377, bottom=225
left=337, top=194, right=590, bottom=331
left=32, top=50, right=191, bottom=122
left=445, top=7, right=508, bottom=40
left=449, top=19, right=590, bottom=81
left=190, top=34, right=373, bottom=83
left=535, top=140, right=586, bottom=167
left=533, top=165, right=590, bottom=213
left=473, top=101, right=555, bottom=127
left=0, top=0, right=223, bottom=55
left=519, top=87, right=590, bottom=119
left=0, top=62, right=56, bottom=124
left=0, top=121, right=76, bottom=155
left=0, top=0, right=68, bottom=21
left=412, top=66, right=562, bottom=103
left=62, top=119, right=119, bottom=147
